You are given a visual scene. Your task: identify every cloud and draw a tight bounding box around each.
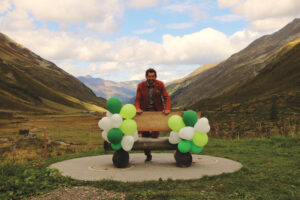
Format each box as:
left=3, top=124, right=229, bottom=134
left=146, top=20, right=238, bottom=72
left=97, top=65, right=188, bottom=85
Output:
left=128, top=0, right=158, bottom=9
left=132, top=28, right=155, bottom=35
left=214, top=14, right=242, bottom=22
left=8, top=0, right=124, bottom=34
left=166, top=22, right=194, bottom=29
left=218, top=0, right=300, bottom=31
left=218, top=0, right=240, bottom=8
left=0, top=0, right=12, bottom=14
left=162, top=1, right=209, bottom=21
left=147, top=19, right=157, bottom=26
left=4, top=25, right=256, bottom=80
left=0, top=9, right=36, bottom=31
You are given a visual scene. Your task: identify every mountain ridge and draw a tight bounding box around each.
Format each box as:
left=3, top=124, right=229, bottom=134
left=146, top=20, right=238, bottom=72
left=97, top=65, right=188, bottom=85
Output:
left=168, top=18, right=300, bottom=108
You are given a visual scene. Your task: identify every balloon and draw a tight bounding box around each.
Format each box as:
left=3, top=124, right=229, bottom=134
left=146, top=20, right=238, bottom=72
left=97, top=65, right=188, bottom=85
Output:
left=121, top=135, right=135, bottom=151
left=168, top=131, right=181, bottom=144
left=178, top=140, right=192, bottom=153
left=111, top=114, right=123, bottom=128
left=106, top=111, right=113, bottom=117
left=190, top=142, right=203, bottom=154
left=192, top=131, right=208, bottom=147
left=182, top=110, right=198, bottom=127
left=178, top=126, right=194, bottom=140
left=107, top=128, right=123, bottom=144
left=132, top=131, right=139, bottom=142
left=106, top=97, right=122, bottom=114
left=111, top=142, right=122, bottom=150
left=120, top=119, right=137, bottom=135
left=194, top=117, right=210, bottom=133
left=98, top=117, right=112, bottom=131
left=120, top=104, right=136, bottom=119
left=168, top=115, right=185, bottom=132
left=102, top=131, right=109, bottom=142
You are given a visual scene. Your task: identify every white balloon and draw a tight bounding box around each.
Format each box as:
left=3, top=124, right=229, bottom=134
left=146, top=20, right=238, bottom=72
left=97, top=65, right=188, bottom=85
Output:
left=106, top=111, right=113, bottom=117
left=98, top=117, right=112, bottom=131
left=194, top=117, right=210, bottom=133
left=133, top=131, right=139, bottom=142
left=121, top=135, right=134, bottom=152
left=168, top=131, right=181, bottom=144
left=110, top=114, right=123, bottom=128
left=178, top=126, right=194, bottom=140
left=101, top=131, right=109, bottom=142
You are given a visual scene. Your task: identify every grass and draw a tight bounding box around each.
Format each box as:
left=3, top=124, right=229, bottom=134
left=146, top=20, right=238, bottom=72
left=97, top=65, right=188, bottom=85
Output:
left=0, top=135, right=299, bottom=199
left=0, top=112, right=104, bottom=163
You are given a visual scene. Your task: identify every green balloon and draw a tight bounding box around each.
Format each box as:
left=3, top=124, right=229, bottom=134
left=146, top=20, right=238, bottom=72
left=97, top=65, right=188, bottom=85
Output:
left=177, top=140, right=192, bottom=153
left=111, top=142, right=122, bottom=150
left=120, top=119, right=137, bottom=135
left=192, top=131, right=208, bottom=147
left=106, top=97, right=122, bottom=114
left=168, top=115, right=185, bottom=132
left=107, top=128, right=123, bottom=144
left=190, top=142, right=203, bottom=154
left=120, top=104, right=136, bottom=119
left=183, top=110, right=198, bottom=127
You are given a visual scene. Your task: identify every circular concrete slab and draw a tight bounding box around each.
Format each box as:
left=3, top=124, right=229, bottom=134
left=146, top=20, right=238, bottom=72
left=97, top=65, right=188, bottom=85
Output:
left=49, top=153, right=242, bottom=182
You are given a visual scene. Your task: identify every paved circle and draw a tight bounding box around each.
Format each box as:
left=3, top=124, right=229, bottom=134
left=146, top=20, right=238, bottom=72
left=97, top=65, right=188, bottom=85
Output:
left=49, top=153, right=242, bottom=182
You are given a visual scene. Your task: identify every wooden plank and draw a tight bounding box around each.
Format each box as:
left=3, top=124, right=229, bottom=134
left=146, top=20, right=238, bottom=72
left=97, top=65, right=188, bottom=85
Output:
left=133, top=111, right=183, bottom=132
left=104, top=137, right=177, bottom=151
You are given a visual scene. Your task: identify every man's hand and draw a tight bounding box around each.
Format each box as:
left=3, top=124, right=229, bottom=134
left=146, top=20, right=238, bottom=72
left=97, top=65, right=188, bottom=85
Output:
left=137, top=108, right=143, bottom=114
left=163, top=109, right=170, bottom=115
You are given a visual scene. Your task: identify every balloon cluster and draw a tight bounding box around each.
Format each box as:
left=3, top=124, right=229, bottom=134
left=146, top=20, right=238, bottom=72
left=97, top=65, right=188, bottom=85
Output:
left=98, top=97, right=139, bottom=151
left=168, top=110, right=210, bottom=154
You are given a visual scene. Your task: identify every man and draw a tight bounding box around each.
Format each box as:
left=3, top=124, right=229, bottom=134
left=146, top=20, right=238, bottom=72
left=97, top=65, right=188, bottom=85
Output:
left=134, top=68, right=171, bottom=162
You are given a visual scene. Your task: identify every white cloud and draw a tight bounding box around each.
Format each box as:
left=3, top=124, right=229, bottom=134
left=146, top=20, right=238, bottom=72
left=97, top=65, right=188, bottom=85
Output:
left=160, top=28, right=236, bottom=65
left=147, top=19, right=157, bottom=26
left=229, top=29, right=260, bottom=50
left=166, top=22, right=194, bottom=29
left=9, top=0, right=124, bottom=34
left=132, top=28, right=155, bottom=35
left=250, top=17, right=295, bottom=31
left=234, top=0, right=300, bottom=20
left=218, top=0, right=240, bottom=8
left=219, top=0, right=300, bottom=31
left=128, top=0, right=158, bottom=9
left=214, top=14, right=242, bottom=22
left=0, top=0, right=12, bottom=14
left=0, top=9, right=36, bottom=31
left=162, top=1, right=209, bottom=21
left=4, top=26, right=255, bottom=81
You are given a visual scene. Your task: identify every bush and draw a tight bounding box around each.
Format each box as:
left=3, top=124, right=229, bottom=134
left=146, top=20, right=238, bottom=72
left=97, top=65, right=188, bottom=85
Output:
left=0, top=163, right=73, bottom=199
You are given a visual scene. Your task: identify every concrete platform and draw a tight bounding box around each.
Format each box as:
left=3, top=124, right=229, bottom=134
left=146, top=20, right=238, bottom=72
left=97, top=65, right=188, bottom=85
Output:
left=49, top=153, right=242, bottom=182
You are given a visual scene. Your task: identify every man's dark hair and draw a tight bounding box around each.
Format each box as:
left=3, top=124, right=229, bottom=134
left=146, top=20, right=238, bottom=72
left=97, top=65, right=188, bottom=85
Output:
left=145, top=68, right=157, bottom=77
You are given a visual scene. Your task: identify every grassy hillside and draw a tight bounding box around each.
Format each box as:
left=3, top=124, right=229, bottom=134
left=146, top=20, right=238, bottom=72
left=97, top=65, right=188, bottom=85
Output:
left=170, top=18, right=300, bottom=108
left=189, top=38, right=300, bottom=138
left=0, top=33, right=106, bottom=113
left=166, top=62, right=219, bottom=96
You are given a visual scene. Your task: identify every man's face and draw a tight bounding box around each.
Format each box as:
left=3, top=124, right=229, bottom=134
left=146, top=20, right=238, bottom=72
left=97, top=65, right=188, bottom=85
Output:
left=146, top=72, right=156, bottom=84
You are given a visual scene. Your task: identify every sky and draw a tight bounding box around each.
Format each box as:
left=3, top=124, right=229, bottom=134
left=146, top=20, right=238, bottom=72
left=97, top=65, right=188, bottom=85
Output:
left=1, top=0, right=300, bottom=83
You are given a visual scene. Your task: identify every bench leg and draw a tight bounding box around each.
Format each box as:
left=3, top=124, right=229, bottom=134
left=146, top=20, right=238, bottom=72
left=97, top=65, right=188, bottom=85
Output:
left=113, top=149, right=129, bottom=168
left=174, top=150, right=192, bottom=167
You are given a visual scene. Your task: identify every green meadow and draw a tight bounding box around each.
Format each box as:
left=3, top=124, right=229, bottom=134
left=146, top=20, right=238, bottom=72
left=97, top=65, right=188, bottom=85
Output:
left=0, top=117, right=299, bottom=200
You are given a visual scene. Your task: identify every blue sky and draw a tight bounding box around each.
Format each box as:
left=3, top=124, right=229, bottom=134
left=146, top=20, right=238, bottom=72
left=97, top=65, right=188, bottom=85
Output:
left=1, top=0, right=299, bottom=83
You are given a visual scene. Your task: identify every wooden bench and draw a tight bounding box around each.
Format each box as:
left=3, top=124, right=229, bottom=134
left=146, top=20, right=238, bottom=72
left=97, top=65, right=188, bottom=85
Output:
left=104, top=111, right=201, bottom=168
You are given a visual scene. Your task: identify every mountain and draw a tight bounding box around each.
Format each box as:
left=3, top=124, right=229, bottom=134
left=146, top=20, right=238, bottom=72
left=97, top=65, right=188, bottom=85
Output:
left=166, top=62, right=219, bottom=97
left=188, top=38, right=300, bottom=137
left=78, top=75, right=141, bottom=103
left=169, top=18, right=300, bottom=109
left=0, top=33, right=106, bottom=113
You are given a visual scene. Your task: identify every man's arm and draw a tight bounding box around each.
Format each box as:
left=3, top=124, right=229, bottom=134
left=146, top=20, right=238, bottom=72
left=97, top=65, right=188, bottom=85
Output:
left=161, top=83, right=171, bottom=115
left=134, top=84, right=143, bottom=114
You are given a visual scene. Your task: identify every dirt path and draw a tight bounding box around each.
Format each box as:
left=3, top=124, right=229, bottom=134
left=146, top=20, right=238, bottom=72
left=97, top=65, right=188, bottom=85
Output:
left=29, top=186, right=125, bottom=200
